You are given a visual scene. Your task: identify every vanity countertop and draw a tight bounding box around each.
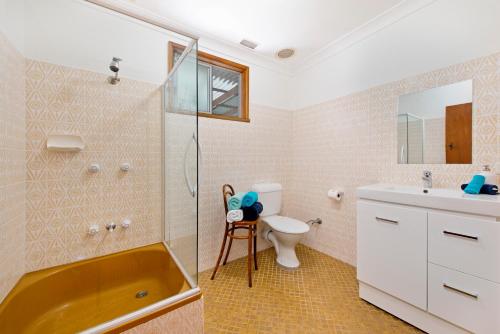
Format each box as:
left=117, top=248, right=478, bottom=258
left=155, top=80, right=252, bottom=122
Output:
left=357, top=184, right=500, bottom=217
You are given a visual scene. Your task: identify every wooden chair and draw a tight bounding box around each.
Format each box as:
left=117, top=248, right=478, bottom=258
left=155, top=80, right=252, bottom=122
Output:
left=211, top=184, right=258, bottom=287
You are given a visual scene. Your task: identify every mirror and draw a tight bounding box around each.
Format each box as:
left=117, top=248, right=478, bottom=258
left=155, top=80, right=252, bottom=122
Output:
left=397, top=80, right=473, bottom=164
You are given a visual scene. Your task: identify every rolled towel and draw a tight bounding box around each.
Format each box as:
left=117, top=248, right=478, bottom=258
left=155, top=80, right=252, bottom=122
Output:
left=464, top=175, right=486, bottom=194
left=461, top=183, right=498, bottom=195
left=242, top=205, right=259, bottom=221
left=228, top=192, right=245, bottom=210
left=226, top=209, right=243, bottom=223
left=253, top=202, right=263, bottom=214
left=242, top=191, right=258, bottom=208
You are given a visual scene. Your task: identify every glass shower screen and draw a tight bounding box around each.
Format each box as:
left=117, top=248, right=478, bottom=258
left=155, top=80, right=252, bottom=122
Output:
left=163, top=40, right=199, bottom=285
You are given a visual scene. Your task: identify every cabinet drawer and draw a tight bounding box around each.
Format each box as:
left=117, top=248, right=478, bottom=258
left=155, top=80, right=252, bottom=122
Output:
left=428, top=263, right=500, bottom=334
left=428, top=212, right=500, bottom=283
left=357, top=200, right=427, bottom=310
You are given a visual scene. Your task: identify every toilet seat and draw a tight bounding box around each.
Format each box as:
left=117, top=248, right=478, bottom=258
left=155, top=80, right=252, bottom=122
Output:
left=262, top=215, right=310, bottom=234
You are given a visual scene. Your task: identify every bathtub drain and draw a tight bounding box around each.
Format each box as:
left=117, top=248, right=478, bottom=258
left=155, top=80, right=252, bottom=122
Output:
left=136, top=290, right=148, bottom=298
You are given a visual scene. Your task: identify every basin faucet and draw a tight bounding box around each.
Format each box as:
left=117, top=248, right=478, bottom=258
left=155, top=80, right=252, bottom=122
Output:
left=422, top=170, right=432, bottom=188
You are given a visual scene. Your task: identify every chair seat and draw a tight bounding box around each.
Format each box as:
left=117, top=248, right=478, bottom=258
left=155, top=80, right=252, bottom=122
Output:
left=232, top=219, right=259, bottom=226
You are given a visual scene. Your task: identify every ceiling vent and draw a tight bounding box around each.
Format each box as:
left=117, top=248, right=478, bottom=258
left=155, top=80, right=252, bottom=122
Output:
left=277, top=48, right=295, bottom=59
left=240, top=39, right=258, bottom=50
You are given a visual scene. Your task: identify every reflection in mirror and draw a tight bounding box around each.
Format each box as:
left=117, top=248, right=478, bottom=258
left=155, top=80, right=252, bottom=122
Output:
left=397, top=80, right=473, bottom=164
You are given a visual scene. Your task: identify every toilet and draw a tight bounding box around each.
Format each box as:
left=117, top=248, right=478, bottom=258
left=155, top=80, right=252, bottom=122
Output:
left=252, top=183, right=310, bottom=269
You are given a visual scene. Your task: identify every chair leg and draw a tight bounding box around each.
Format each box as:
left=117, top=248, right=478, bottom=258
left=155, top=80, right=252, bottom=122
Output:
left=248, top=227, right=253, bottom=288
left=222, top=225, right=234, bottom=265
left=211, top=224, right=229, bottom=280
left=253, top=226, right=258, bottom=271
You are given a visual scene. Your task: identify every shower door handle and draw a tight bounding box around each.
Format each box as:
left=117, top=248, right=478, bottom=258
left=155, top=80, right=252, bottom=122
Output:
left=400, top=145, right=406, bottom=164
left=183, top=133, right=201, bottom=198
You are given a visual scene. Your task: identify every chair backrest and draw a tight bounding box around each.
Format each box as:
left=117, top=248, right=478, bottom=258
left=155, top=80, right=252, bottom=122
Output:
left=222, top=184, right=235, bottom=215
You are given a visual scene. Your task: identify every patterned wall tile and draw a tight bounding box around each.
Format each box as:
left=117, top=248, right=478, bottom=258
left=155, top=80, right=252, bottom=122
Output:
left=197, top=105, right=293, bottom=272
left=0, top=31, right=26, bottom=302
left=289, top=52, right=500, bottom=266
left=24, top=60, right=162, bottom=271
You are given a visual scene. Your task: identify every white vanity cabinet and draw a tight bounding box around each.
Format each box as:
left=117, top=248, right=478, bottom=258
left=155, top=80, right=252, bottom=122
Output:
left=357, top=184, right=500, bottom=334
left=357, top=201, right=428, bottom=310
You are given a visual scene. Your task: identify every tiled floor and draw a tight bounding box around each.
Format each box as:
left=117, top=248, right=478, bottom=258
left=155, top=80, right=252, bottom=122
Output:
left=199, top=245, right=423, bottom=334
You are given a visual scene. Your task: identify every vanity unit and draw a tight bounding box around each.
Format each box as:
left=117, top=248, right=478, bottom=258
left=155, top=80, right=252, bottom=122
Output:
left=357, top=184, right=500, bottom=334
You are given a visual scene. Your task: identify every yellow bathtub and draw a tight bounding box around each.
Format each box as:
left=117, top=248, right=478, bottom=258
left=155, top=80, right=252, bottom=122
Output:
left=0, top=243, right=201, bottom=333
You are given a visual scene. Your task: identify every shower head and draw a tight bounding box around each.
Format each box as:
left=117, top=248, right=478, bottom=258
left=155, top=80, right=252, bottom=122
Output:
left=108, top=57, right=122, bottom=85
left=109, top=57, right=122, bottom=73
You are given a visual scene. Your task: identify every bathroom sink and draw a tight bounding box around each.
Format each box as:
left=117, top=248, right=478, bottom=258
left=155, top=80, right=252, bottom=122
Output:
left=357, top=184, right=500, bottom=217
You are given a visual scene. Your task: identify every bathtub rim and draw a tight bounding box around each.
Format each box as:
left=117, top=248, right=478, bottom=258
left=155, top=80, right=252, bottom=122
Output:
left=81, top=286, right=201, bottom=334
left=80, top=240, right=201, bottom=334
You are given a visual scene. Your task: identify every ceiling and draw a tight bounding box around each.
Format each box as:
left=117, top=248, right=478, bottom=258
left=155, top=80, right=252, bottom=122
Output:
left=126, top=0, right=404, bottom=67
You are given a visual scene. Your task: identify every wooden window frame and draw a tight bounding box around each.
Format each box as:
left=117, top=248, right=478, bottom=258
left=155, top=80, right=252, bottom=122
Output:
left=168, top=41, right=250, bottom=122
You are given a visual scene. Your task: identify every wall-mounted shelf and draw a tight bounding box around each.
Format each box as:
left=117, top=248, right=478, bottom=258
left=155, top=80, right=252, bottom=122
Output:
left=47, top=135, right=84, bottom=152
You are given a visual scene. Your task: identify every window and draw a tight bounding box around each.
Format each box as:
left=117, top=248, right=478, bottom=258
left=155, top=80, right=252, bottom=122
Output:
left=169, top=42, right=250, bottom=122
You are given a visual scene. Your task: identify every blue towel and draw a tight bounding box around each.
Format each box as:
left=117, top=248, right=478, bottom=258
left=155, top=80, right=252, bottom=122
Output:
left=228, top=192, right=245, bottom=210
left=464, top=175, right=486, bottom=194
left=461, top=183, right=498, bottom=195
left=242, top=191, right=258, bottom=208
left=253, top=202, right=263, bottom=214
left=242, top=205, right=259, bottom=221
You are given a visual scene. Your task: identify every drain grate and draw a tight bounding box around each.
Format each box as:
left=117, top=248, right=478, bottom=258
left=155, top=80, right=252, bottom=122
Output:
left=135, top=290, right=148, bottom=299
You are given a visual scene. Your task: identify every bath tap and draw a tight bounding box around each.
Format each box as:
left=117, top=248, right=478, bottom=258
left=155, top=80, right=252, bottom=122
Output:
left=106, top=222, right=117, bottom=232
left=422, top=170, right=432, bottom=188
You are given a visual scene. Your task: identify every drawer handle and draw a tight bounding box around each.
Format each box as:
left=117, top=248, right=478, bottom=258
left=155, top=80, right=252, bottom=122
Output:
left=443, top=230, right=478, bottom=241
left=375, top=217, right=399, bottom=224
left=443, top=283, right=478, bottom=299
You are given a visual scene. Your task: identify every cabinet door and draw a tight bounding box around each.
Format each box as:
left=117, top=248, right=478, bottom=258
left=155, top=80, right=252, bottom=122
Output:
left=357, top=200, right=428, bottom=310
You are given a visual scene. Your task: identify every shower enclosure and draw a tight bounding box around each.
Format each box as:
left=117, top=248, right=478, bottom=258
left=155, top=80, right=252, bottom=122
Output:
left=398, top=113, right=424, bottom=164
left=0, top=0, right=202, bottom=332
left=163, top=40, right=199, bottom=286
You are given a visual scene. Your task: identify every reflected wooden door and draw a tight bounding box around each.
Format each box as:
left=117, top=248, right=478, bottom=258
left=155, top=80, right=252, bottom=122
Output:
left=445, top=102, right=472, bottom=164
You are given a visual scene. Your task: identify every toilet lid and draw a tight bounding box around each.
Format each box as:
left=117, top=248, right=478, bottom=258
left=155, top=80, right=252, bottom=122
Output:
left=263, top=216, right=310, bottom=234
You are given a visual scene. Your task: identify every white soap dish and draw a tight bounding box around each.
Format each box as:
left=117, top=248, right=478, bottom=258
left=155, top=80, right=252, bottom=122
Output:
left=47, top=135, right=85, bottom=152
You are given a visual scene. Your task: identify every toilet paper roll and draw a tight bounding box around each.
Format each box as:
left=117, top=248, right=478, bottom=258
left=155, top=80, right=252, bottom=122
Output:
left=328, top=189, right=343, bottom=201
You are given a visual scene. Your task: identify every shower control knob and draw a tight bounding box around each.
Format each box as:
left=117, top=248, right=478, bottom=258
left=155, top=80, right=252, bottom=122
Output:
left=88, top=163, right=100, bottom=173
left=121, top=219, right=131, bottom=229
left=105, top=222, right=117, bottom=232
left=88, top=224, right=100, bottom=236
left=120, top=163, right=130, bottom=172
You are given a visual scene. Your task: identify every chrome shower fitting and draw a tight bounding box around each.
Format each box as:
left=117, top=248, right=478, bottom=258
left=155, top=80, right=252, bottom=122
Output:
left=105, top=222, right=117, bottom=232
left=108, top=57, right=122, bottom=85
left=306, top=218, right=322, bottom=225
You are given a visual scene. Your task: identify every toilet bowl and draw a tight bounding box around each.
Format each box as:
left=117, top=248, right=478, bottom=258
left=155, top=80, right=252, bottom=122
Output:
left=252, top=183, right=310, bottom=269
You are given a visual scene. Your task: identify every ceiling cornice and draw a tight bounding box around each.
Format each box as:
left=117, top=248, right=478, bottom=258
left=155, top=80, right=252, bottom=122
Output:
left=292, top=0, right=437, bottom=75
left=83, top=0, right=293, bottom=76
left=84, top=0, right=436, bottom=77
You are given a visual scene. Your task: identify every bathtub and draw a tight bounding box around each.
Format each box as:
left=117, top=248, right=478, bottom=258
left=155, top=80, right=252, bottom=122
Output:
left=0, top=243, right=201, bottom=333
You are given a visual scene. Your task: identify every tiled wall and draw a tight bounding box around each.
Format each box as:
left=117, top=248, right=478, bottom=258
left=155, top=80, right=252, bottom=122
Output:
left=424, top=118, right=445, bottom=163
left=197, top=105, right=293, bottom=272
left=289, top=53, right=499, bottom=266
left=0, top=32, right=26, bottom=302
left=123, top=298, right=204, bottom=334
left=25, top=60, right=162, bottom=271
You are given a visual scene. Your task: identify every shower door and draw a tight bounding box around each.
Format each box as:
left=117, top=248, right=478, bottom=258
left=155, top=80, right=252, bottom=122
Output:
left=163, top=40, right=199, bottom=285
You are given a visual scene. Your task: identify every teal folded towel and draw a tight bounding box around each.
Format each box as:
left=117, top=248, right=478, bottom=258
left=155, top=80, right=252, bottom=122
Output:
left=464, top=175, right=486, bottom=194
left=228, top=192, right=245, bottom=210
left=242, top=191, right=258, bottom=208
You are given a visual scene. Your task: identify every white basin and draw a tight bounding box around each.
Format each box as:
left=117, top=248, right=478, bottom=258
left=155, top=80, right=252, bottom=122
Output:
left=357, top=184, right=500, bottom=217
